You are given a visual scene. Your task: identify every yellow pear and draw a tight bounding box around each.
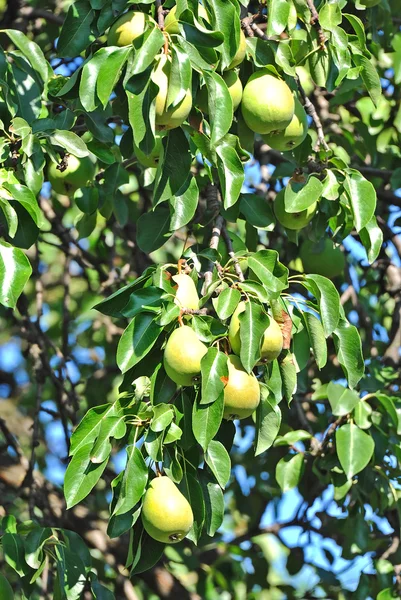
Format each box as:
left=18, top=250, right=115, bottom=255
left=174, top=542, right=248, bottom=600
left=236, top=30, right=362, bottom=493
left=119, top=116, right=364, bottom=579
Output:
left=229, top=302, right=283, bottom=362
left=172, top=273, right=199, bottom=310
left=224, top=355, right=260, bottom=420
left=142, top=476, right=193, bottom=543
left=48, top=155, right=96, bottom=195
left=0, top=573, right=14, bottom=600
left=107, top=11, right=157, bottom=46
left=227, top=29, right=247, bottom=69
left=165, top=4, right=209, bottom=34
left=274, top=189, right=317, bottom=231
left=241, top=70, right=294, bottom=134
left=164, top=325, right=207, bottom=386
left=262, top=97, right=308, bottom=152
left=152, top=54, right=193, bottom=130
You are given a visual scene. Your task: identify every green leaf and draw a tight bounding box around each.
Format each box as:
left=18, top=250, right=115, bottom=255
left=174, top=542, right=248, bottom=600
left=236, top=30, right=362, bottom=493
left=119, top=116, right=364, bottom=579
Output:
left=255, top=386, right=281, bottom=456
left=284, top=176, right=323, bottom=213
left=70, top=399, right=126, bottom=456
left=304, top=275, right=340, bottom=337
left=166, top=44, right=192, bottom=108
left=126, top=72, right=157, bottom=153
left=333, top=318, right=364, bottom=389
left=216, top=140, right=245, bottom=209
left=97, top=46, right=132, bottom=107
left=80, top=47, right=116, bottom=112
left=200, top=348, right=228, bottom=405
left=169, top=176, right=199, bottom=230
left=200, top=474, right=224, bottom=537
left=150, top=364, right=177, bottom=405
left=203, top=70, right=233, bottom=145
left=344, top=169, right=376, bottom=232
left=303, top=312, right=327, bottom=369
left=151, top=404, right=174, bottom=432
left=0, top=240, right=31, bottom=308
left=192, top=391, right=224, bottom=451
left=117, top=312, right=162, bottom=373
left=90, top=414, right=126, bottom=463
left=239, top=193, right=275, bottom=230
left=267, top=0, right=291, bottom=36
left=2, top=30, right=48, bottom=84
left=239, top=301, right=270, bottom=373
left=327, top=382, right=360, bottom=417
left=276, top=452, right=304, bottom=493
left=352, top=53, right=382, bottom=107
left=25, top=528, right=53, bottom=569
left=279, top=353, right=297, bottom=404
left=130, top=26, right=165, bottom=76
left=359, top=216, right=383, bottom=264
left=113, top=447, right=148, bottom=516
left=57, top=0, right=95, bottom=58
left=274, top=430, right=312, bottom=446
left=64, top=442, right=108, bottom=508
left=205, top=440, right=231, bottom=488
left=248, top=250, right=289, bottom=294
left=136, top=204, right=171, bottom=253
left=4, top=184, right=43, bottom=227
left=207, top=0, right=241, bottom=70
left=153, top=128, right=192, bottom=205
left=213, top=287, right=241, bottom=320
left=336, top=423, right=374, bottom=479
left=50, top=130, right=89, bottom=158
left=2, top=532, right=27, bottom=576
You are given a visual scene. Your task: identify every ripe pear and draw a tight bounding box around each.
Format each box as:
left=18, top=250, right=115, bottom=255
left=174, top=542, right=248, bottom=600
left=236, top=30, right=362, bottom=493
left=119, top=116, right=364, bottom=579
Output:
left=152, top=54, right=193, bottom=129
left=107, top=11, right=157, bottom=46
left=172, top=273, right=199, bottom=310
left=227, top=29, right=247, bottom=69
left=229, top=302, right=283, bottom=362
left=300, top=238, right=345, bottom=278
left=165, top=4, right=209, bottom=34
left=142, top=476, right=194, bottom=543
left=241, top=70, right=294, bottom=134
left=0, top=573, right=14, bottom=600
left=164, top=325, right=207, bottom=386
left=197, top=70, right=243, bottom=114
left=262, top=97, right=308, bottom=152
left=48, top=155, right=96, bottom=195
left=274, top=189, right=317, bottom=231
left=134, top=131, right=165, bottom=168
left=223, top=355, right=260, bottom=420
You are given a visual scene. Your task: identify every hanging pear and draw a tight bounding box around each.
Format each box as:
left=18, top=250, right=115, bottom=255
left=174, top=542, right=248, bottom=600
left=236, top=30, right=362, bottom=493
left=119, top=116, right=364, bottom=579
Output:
left=172, top=273, right=199, bottom=310
left=142, top=476, right=194, bottom=543
left=164, top=325, right=207, bottom=386
left=223, top=355, right=260, bottom=420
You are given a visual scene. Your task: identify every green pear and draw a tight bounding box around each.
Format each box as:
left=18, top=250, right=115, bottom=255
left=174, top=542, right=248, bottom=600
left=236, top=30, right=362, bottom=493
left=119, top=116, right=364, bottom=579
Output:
left=262, top=97, right=308, bottom=152
left=274, top=189, right=317, bottom=231
left=165, top=4, right=209, bottom=34
left=227, top=29, right=247, bottom=69
left=108, top=11, right=157, bottom=46
left=300, top=238, right=345, bottom=278
left=172, top=273, right=199, bottom=310
left=0, top=573, right=14, bottom=600
left=229, top=302, right=283, bottom=362
left=142, top=476, right=194, bottom=543
left=134, top=131, right=165, bottom=168
left=164, top=325, right=207, bottom=386
left=152, top=54, right=192, bottom=130
left=197, top=70, right=243, bottom=114
left=295, top=65, right=314, bottom=97
left=241, top=70, right=294, bottom=134
left=48, top=155, right=96, bottom=195
left=223, top=355, right=260, bottom=420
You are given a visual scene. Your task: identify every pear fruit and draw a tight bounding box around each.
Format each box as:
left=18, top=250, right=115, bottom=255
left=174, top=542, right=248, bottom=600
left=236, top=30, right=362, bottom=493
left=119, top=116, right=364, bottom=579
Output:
left=133, top=131, right=165, bottom=168
left=274, top=189, right=316, bottom=231
left=300, top=238, right=345, bottom=278
left=227, top=29, right=247, bottom=69
left=165, top=4, right=209, bottom=34
left=296, top=65, right=314, bottom=97
left=142, top=476, right=193, bottom=543
left=229, top=301, right=283, bottom=362
left=223, top=355, right=260, bottom=420
left=48, top=155, right=96, bottom=195
left=172, top=273, right=199, bottom=310
left=164, top=325, right=207, bottom=386
left=262, top=97, right=308, bottom=152
left=152, top=54, right=192, bottom=129
left=241, top=70, right=294, bottom=134
left=197, top=70, right=243, bottom=114
left=108, top=11, right=157, bottom=46
left=0, top=573, right=14, bottom=600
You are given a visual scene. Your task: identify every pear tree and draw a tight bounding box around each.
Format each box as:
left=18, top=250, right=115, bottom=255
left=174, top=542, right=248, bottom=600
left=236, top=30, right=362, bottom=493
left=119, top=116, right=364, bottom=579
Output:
left=0, top=0, right=401, bottom=598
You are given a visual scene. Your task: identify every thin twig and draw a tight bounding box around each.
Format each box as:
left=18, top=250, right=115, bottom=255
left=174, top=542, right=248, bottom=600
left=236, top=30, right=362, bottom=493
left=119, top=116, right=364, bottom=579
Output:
left=296, top=76, right=329, bottom=152
left=155, top=0, right=165, bottom=29
left=305, top=0, right=326, bottom=48
left=221, top=227, right=245, bottom=282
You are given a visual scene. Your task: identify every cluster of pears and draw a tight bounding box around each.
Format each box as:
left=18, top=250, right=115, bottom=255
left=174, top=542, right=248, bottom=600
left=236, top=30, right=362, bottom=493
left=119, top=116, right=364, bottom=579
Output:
left=141, top=475, right=194, bottom=543
left=163, top=271, right=283, bottom=420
